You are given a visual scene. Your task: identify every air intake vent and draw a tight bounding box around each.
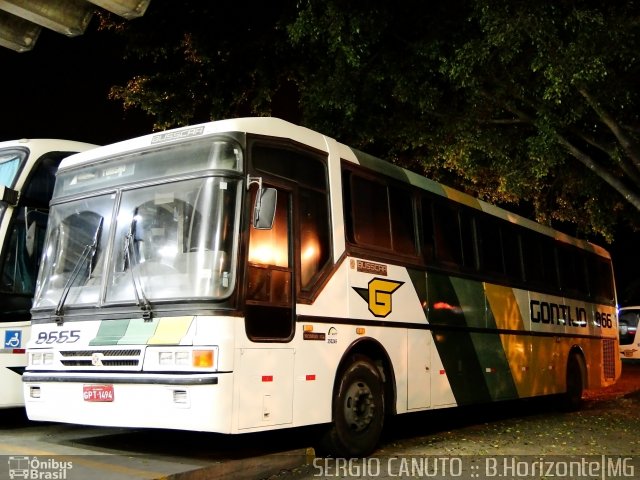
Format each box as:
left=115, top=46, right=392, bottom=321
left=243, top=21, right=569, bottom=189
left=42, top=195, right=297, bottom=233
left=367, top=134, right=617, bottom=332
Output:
left=603, top=339, right=616, bottom=380
left=58, top=349, right=142, bottom=370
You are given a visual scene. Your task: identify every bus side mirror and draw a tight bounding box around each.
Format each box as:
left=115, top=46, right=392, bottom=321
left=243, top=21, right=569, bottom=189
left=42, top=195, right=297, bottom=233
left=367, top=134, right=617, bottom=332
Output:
left=0, top=186, right=19, bottom=206
left=253, top=188, right=277, bottom=230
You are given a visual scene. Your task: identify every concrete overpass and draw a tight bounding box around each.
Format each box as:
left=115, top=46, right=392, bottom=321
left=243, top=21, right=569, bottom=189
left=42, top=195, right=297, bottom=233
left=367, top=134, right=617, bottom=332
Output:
left=0, top=0, right=151, bottom=52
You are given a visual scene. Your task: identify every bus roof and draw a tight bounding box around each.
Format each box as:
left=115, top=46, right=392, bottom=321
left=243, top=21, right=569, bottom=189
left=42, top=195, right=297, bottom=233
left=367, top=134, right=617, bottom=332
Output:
left=57, top=117, right=327, bottom=172
left=56, top=117, right=609, bottom=258
left=0, top=138, right=97, bottom=157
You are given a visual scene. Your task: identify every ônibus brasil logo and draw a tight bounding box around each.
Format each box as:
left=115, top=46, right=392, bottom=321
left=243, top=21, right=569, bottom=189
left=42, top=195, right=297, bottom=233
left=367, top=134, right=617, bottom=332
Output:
left=8, top=456, right=73, bottom=479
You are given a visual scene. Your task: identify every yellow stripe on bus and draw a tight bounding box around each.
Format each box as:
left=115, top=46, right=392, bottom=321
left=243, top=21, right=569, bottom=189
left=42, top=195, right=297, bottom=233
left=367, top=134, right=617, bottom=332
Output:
left=484, top=283, right=532, bottom=397
left=484, top=283, right=524, bottom=331
left=147, top=316, right=193, bottom=345
left=441, top=185, right=481, bottom=209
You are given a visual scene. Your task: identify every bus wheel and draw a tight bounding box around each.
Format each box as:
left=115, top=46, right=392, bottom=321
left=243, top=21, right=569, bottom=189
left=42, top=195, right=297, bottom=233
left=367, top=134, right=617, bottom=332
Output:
left=561, top=353, right=585, bottom=411
left=318, top=355, right=385, bottom=458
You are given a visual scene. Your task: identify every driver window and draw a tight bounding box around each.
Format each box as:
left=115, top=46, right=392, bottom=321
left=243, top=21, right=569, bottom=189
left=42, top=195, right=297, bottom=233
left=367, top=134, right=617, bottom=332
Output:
left=245, top=187, right=293, bottom=340
left=247, top=188, right=290, bottom=304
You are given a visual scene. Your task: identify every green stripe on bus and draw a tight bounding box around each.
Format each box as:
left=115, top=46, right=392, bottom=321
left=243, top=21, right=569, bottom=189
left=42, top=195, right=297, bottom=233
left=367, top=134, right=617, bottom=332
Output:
left=451, top=278, right=518, bottom=400
left=351, top=149, right=411, bottom=184
left=89, top=319, right=131, bottom=346
left=427, top=272, right=492, bottom=405
left=450, top=277, right=484, bottom=328
left=470, top=330, right=519, bottom=401
left=407, top=268, right=428, bottom=317
left=425, top=274, right=520, bottom=403
left=483, top=287, right=522, bottom=400
left=117, top=318, right=159, bottom=345
left=449, top=276, right=519, bottom=401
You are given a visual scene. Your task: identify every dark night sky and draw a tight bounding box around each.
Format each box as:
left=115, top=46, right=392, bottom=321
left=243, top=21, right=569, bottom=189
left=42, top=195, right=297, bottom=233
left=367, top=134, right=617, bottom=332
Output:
left=0, top=21, right=153, bottom=145
left=1, top=20, right=638, bottom=304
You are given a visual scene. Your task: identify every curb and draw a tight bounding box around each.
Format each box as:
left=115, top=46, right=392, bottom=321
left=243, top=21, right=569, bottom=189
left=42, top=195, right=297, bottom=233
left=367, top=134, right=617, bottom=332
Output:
left=162, top=448, right=315, bottom=480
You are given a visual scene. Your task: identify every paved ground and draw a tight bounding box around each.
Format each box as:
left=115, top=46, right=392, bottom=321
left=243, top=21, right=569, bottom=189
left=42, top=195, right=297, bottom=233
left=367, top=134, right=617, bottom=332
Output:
left=270, top=361, right=640, bottom=479
left=1, top=363, right=637, bottom=479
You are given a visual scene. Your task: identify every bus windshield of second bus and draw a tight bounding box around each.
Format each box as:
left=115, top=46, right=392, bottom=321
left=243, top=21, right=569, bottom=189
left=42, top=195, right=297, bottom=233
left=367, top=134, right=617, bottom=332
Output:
left=0, top=139, right=96, bottom=409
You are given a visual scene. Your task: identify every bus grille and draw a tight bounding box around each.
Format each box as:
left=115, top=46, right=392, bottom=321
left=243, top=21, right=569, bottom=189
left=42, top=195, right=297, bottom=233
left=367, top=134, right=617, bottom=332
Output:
left=59, top=349, right=142, bottom=369
left=602, top=339, right=616, bottom=380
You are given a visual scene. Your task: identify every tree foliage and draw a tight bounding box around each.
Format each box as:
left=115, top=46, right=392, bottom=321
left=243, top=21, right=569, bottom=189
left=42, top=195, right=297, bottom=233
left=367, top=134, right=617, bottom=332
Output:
left=99, top=1, right=297, bottom=129
left=100, top=0, right=640, bottom=240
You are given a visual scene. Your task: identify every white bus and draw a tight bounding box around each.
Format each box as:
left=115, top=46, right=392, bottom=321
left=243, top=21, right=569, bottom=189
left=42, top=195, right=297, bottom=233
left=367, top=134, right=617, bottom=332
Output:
left=0, top=139, right=95, bottom=408
left=619, top=306, right=640, bottom=359
left=23, top=118, right=620, bottom=456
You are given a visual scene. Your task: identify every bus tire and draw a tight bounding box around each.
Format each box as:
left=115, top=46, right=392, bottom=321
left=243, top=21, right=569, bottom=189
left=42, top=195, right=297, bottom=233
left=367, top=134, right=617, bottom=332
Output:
left=561, top=353, right=585, bottom=411
left=318, top=355, right=385, bottom=458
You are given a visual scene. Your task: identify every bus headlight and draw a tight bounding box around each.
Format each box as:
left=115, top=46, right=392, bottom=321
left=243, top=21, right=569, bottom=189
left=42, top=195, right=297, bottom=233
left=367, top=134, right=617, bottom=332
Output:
left=158, top=351, right=174, bottom=365
left=145, top=347, right=217, bottom=371
left=175, top=351, right=190, bottom=365
left=30, top=351, right=54, bottom=366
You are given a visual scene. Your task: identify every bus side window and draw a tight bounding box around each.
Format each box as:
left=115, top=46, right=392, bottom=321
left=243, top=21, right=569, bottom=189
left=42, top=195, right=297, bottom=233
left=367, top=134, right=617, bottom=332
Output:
left=350, top=174, right=391, bottom=249
left=541, top=239, right=559, bottom=290
left=251, top=143, right=331, bottom=301
left=0, top=210, right=38, bottom=296
left=558, top=245, right=589, bottom=297
left=433, top=203, right=463, bottom=266
left=299, top=188, right=330, bottom=290
left=459, top=210, right=477, bottom=270
left=21, top=153, right=61, bottom=209
left=522, top=232, right=554, bottom=288
left=587, top=254, right=614, bottom=303
left=477, top=217, right=504, bottom=275
left=420, top=197, right=435, bottom=262
left=502, top=227, right=523, bottom=281
left=344, top=170, right=417, bottom=257
left=389, top=185, right=417, bottom=255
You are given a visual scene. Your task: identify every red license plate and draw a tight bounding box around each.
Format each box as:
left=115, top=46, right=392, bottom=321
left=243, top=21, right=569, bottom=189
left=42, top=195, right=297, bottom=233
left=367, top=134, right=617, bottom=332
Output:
left=83, top=384, right=114, bottom=402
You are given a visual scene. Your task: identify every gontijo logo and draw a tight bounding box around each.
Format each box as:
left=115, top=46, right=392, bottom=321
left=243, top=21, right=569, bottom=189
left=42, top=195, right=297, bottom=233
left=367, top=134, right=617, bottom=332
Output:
left=354, top=278, right=404, bottom=318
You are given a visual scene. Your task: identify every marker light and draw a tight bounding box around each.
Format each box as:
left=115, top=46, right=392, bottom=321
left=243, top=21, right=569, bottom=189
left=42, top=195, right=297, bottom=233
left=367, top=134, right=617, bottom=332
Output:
left=193, top=350, right=214, bottom=368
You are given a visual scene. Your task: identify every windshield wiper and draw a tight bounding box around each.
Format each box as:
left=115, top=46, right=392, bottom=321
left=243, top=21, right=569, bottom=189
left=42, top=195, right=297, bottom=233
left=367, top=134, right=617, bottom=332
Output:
left=123, top=215, right=153, bottom=320
left=55, top=217, right=104, bottom=324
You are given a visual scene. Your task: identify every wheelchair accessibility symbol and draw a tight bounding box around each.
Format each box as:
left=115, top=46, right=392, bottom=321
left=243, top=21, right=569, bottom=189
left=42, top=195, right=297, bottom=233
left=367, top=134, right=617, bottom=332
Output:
left=4, top=330, right=22, bottom=348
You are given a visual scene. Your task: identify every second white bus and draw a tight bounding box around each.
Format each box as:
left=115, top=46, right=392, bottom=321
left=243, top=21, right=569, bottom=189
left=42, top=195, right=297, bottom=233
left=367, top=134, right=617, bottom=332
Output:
left=0, top=139, right=95, bottom=408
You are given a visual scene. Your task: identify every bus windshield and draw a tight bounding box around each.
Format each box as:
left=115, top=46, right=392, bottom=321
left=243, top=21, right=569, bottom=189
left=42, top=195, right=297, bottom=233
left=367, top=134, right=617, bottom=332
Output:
left=106, top=177, right=240, bottom=303
left=33, top=140, right=243, bottom=311
left=0, top=149, right=26, bottom=224
left=0, top=149, right=25, bottom=187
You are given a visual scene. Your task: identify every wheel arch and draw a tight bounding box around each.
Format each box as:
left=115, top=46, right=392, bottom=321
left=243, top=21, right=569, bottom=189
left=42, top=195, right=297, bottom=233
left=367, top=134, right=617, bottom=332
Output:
left=333, top=337, right=397, bottom=417
left=567, top=344, right=588, bottom=390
